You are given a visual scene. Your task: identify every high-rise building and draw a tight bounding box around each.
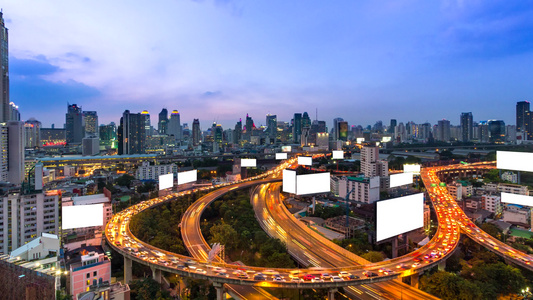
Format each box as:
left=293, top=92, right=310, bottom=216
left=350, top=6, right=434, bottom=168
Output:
left=337, top=121, right=348, bottom=141
left=213, top=124, right=223, bottom=144
left=389, top=119, right=397, bottom=133
left=117, top=110, right=147, bottom=155
left=6, top=121, right=24, bottom=185
left=158, top=108, right=168, bottom=134
left=333, top=117, right=344, bottom=140
left=83, top=111, right=98, bottom=137
left=24, top=118, right=41, bottom=148
left=293, top=113, right=302, bottom=143
left=0, top=12, right=9, bottom=123
left=141, top=110, right=151, bottom=137
left=478, top=121, right=489, bottom=143
left=460, top=112, right=473, bottom=142
left=99, top=123, right=117, bottom=149
left=302, top=112, right=311, bottom=128
left=361, top=145, right=388, bottom=178
left=66, top=104, right=84, bottom=144
left=167, top=110, right=182, bottom=142
left=192, top=119, right=201, bottom=146
left=8, top=101, right=19, bottom=121
left=437, top=119, right=451, bottom=142
left=266, top=114, right=277, bottom=140
left=516, top=101, right=530, bottom=132
left=488, top=120, right=506, bottom=143
left=234, top=119, right=242, bottom=144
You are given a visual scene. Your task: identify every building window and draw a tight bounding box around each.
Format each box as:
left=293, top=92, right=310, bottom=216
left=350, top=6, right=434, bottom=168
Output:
left=93, top=271, right=97, bottom=277
left=87, top=273, right=90, bottom=279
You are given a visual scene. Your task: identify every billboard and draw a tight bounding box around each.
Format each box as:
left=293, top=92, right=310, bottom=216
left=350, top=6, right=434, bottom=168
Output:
left=159, top=173, right=174, bottom=190
left=332, top=150, right=344, bottom=159
left=501, top=192, right=533, bottom=206
left=281, top=146, right=292, bottom=152
left=497, top=151, right=533, bottom=172
left=376, top=193, right=424, bottom=242
left=241, top=158, right=257, bottom=167
left=298, top=156, right=312, bottom=166
left=177, top=170, right=197, bottom=185
left=296, top=172, right=331, bottom=195
left=282, top=169, right=296, bottom=194
left=403, top=164, right=421, bottom=175
left=276, top=153, right=288, bottom=160
left=62, top=204, right=104, bottom=230
left=356, top=138, right=365, bottom=144
left=381, top=136, right=392, bottom=143
left=390, top=173, right=414, bottom=188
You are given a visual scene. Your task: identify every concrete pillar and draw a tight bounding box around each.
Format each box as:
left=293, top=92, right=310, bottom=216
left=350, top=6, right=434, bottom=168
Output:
left=328, top=288, right=338, bottom=300
left=438, top=260, right=446, bottom=271
left=213, top=282, right=225, bottom=300
left=151, top=266, right=161, bottom=283
left=124, top=256, right=132, bottom=284
left=410, top=273, right=419, bottom=288
left=392, top=237, right=398, bottom=258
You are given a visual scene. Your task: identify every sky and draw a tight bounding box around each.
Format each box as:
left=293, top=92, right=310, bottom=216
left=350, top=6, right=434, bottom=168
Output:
left=2, top=0, right=533, bottom=130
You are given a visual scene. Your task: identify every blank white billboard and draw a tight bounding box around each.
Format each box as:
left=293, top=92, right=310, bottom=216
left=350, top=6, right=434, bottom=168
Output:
left=159, top=173, right=174, bottom=190
left=390, top=173, right=414, bottom=188
left=177, top=170, right=197, bottom=185
left=241, top=158, right=257, bottom=167
left=276, top=153, right=288, bottom=160
left=403, top=164, right=421, bottom=175
left=296, top=172, right=331, bottom=195
left=356, top=138, right=365, bottom=144
left=283, top=169, right=296, bottom=194
left=382, top=136, right=392, bottom=143
left=298, top=156, right=312, bottom=166
left=281, top=146, right=292, bottom=152
left=497, top=151, right=533, bottom=172
left=501, top=192, right=533, bottom=206
left=62, top=204, right=104, bottom=230
left=376, top=193, right=424, bottom=242
left=332, top=151, right=344, bottom=159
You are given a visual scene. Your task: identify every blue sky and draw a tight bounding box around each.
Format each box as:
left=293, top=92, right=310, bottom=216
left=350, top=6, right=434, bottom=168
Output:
left=3, top=0, right=533, bottom=129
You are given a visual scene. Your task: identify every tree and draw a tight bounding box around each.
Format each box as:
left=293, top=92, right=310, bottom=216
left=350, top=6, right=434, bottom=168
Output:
left=465, top=262, right=526, bottom=298
left=129, top=278, right=171, bottom=300
left=208, top=222, right=241, bottom=252
left=361, top=251, right=385, bottom=262
left=480, top=223, right=502, bottom=241
left=420, top=271, right=482, bottom=300
left=116, top=174, right=135, bottom=187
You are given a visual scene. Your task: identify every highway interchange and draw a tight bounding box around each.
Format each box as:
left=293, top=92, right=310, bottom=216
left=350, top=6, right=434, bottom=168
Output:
left=105, top=157, right=533, bottom=299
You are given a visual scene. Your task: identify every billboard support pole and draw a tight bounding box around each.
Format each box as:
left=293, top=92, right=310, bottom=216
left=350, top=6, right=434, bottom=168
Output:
left=345, top=187, right=355, bottom=238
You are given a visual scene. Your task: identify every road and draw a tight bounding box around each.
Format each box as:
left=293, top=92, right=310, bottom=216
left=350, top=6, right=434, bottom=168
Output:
left=253, top=182, right=440, bottom=300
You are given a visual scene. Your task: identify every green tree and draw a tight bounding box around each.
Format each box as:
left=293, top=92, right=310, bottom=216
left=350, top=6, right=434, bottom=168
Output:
left=116, top=174, right=135, bottom=187
left=483, top=169, right=501, bottom=183
left=480, top=223, right=502, bottom=241
left=129, top=278, right=171, bottom=300
left=420, top=271, right=482, bottom=300
left=209, top=222, right=241, bottom=252
left=465, top=262, right=526, bottom=298
left=361, top=251, right=385, bottom=262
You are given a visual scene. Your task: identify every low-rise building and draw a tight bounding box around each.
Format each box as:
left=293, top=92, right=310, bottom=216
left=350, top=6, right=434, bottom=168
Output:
left=503, top=204, right=530, bottom=227
left=67, top=246, right=111, bottom=298
left=338, top=176, right=380, bottom=204
left=485, top=183, right=528, bottom=196
left=135, top=161, right=177, bottom=181
left=482, top=195, right=503, bottom=215
left=447, top=180, right=473, bottom=200
left=501, top=171, right=518, bottom=184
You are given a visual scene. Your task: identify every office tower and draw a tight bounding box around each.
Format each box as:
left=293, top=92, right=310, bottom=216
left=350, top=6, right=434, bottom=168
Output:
left=478, top=121, right=489, bottom=143
left=8, top=101, right=19, bottom=121
left=118, top=110, right=147, bottom=155
left=192, top=119, right=201, bottom=146
left=24, top=118, right=41, bottom=148
left=361, top=145, right=388, bottom=178
left=302, top=112, right=311, bottom=128
left=516, top=101, right=530, bottom=132
left=460, top=112, right=473, bottom=142
left=82, top=136, right=99, bottom=156
left=293, top=113, right=302, bottom=143
left=437, top=119, right=451, bottom=142
left=66, top=104, right=84, bottom=144
left=333, top=117, right=344, bottom=140
left=0, top=190, right=60, bottom=254
left=488, top=120, right=506, bottom=143
left=141, top=110, right=151, bottom=137
left=389, top=119, right=397, bottom=133
left=99, top=122, right=117, bottom=149
left=337, top=121, right=348, bottom=141
left=167, top=110, right=182, bottom=142
left=7, top=121, right=24, bottom=185
left=395, top=122, right=407, bottom=142
left=234, top=119, right=242, bottom=144
left=83, top=111, right=98, bottom=137
left=266, top=114, right=277, bottom=140
left=0, top=12, right=9, bottom=123
left=373, top=121, right=384, bottom=133
left=245, top=113, right=254, bottom=133
left=158, top=108, right=168, bottom=134
left=214, top=124, right=223, bottom=143
left=316, top=132, right=329, bottom=149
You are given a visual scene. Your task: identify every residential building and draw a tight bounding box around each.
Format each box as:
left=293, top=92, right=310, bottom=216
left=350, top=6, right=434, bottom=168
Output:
left=24, top=118, right=41, bottom=148
left=360, top=146, right=388, bottom=178
left=501, top=171, right=518, bottom=184
left=167, top=110, right=182, bottom=142
left=482, top=195, right=503, bottom=215
left=516, top=101, right=530, bottom=133
left=338, top=176, right=380, bottom=204
left=447, top=180, right=473, bottom=201
left=437, top=119, right=451, bottom=142
left=460, top=112, right=473, bottom=142
left=485, top=182, right=528, bottom=195
left=502, top=204, right=530, bottom=227
left=192, top=119, right=201, bottom=146
left=136, top=161, right=177, bottom=181
left=0, top=12, right=9, bottom=123
left=118, top=110, right=147, bottom=155
left=67, top=247, right=111, bottom=298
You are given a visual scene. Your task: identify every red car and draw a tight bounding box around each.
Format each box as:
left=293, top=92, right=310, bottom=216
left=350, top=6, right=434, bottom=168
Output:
left=301, top=274, right=315, bottom=281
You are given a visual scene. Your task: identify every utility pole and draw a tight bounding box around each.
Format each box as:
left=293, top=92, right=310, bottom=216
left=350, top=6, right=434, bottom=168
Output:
left=345, top=187, right=356, bottom=238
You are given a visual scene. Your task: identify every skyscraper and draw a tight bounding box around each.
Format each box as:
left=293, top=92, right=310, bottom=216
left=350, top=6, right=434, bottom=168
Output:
left=118, top=110, right=147, bottom=155
left=0, top=12, right=9, bottom=123
left=158, top=108, right=168, bottom=134
left=437, top=119, right=451, bottom=142
left=266, top=114, right=277, bottom=140
left=293, top=113, right=302, bottom=143
left=234, top=119, right=242, bottom=144
left=141, top=110, right=151, bottom=137
left=168, top=110, right=182, bottom=142
left=516, top=101, right=530, bottom=132
left=389, top=119, right=397, bottom=133
left=83, top=111, right=98, bottom=137
left=488, top=120, right=506, bottom=143
left=7, top=121, right=24, bottom=185
left=24, top=118, right=41, bottom=148
left=66, top=104, right=84, bottom=144
left=333, top=117, right=344, bottom=140
left=192, top=119, right=201, bottom=146
left=460, top=112, right=473, bottom=142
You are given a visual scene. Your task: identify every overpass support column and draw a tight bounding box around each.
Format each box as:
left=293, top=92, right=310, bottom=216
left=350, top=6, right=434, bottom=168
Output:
left=392, top=237, right=398, bottom=258
left=151, top=266, right=161, bottom=283
left=124, top=257, right=132, bottom=284
left=410, top=273, right=419, bottom=288
left=213, top=282, right=225, bottom=300
left=438, top=259, right=446, bottom=271
left=328, top=288, right=338, bottom=300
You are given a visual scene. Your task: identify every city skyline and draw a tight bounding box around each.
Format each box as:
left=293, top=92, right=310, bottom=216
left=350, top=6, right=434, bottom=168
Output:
left=2, top=1, right=532, bottom=128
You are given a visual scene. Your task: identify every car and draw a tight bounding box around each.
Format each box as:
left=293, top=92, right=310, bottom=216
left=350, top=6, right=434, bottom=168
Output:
left=214, top=267, right=227, bottom=273
left=412, top=262, right=421, bottom=268
left=254, top=274, right=267, bottom=281
left=378, top=268, right=393, bottom=275
left=195, top=269, right=206, bottom=274
left=237, top=273, right=249, bottom=279
left=330, top=276, right=344, bottom=282
left=301, top=274, right=315, bottom=281
left=291, top=277, right=303, bottom=282
left=363, top=271, right=378, bottom=277
left=338, top=271, right=351, bottom=277
left=347, top=274, right=359, bottom=280
left=273, top=276, right=285, bottom=282
left=321, top=273, right=332, bottom=279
